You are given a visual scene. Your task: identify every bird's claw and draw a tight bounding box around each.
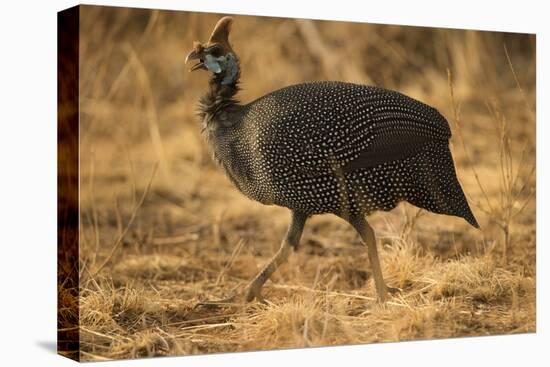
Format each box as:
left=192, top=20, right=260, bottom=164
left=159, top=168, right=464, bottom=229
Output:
left=194, top=286, right=267, bottom=309
left=193, top=294, right=240, bottom=309
left=244, top=284, right=267, bottom=304
left=386, top=286, right=401, bottom=295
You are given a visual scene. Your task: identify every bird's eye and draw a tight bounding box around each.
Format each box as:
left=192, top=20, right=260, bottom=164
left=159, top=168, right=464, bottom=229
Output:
left=206, top=45, right=223, bottom=57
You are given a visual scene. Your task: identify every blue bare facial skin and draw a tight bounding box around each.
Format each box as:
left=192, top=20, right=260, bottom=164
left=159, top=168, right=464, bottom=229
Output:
left=204, top=54, right=222, bottom=73
left=221, top=54, right=238, bottom=85
left=204, top=53, right=239, bottom=85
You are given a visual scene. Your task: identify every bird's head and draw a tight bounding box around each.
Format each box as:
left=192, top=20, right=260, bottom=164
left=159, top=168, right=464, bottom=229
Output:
left=185, top=16, right=239, bottom=85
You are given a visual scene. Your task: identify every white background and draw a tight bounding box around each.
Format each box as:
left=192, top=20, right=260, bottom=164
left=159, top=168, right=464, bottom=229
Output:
left=0, top=0, right=546, bottom=365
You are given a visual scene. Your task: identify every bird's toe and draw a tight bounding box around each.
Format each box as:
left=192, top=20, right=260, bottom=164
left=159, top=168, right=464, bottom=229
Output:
left=386, top=286, right=402, bottom=295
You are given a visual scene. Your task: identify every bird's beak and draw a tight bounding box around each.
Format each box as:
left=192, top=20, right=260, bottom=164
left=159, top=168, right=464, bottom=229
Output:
left=185, top=49, right=206, bottom=72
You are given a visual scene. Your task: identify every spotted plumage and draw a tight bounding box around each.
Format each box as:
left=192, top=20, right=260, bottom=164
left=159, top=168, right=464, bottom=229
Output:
left=186, top=16, right=479, bottom=304
left=200, top=81, right=478, bottom=228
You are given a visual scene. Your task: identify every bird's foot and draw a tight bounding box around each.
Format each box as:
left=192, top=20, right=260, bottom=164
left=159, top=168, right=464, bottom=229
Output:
left=194, top=285, right=267, bottom=309
left=193, top=294, right=240, bottom=309
left=375, top=285, right=402, bottom=303
left=244, top=283, right=267, bottom=304
left=386, top=286, right=401, bottom=295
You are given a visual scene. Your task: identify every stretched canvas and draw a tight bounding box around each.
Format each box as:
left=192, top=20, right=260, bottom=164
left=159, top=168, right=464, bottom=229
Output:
left=58, top=4, right=536, bottom=362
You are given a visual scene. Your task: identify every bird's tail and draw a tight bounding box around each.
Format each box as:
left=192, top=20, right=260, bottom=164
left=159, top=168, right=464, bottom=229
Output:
left=431, top=143, right=479, bottom=228
left=408, top=141, right=479, bottom=228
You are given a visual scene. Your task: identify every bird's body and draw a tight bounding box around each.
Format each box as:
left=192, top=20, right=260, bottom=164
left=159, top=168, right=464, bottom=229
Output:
left=201, top=81, right=478, bottom=227
left=187, top=17, right=478, bottom=304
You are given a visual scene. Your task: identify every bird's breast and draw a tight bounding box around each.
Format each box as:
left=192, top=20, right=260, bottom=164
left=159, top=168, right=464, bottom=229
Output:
left=204, top=124, right=275, bottom=205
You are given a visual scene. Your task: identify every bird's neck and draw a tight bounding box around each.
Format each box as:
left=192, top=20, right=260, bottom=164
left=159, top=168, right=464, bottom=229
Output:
left=198, top=64, right=242, bottom=125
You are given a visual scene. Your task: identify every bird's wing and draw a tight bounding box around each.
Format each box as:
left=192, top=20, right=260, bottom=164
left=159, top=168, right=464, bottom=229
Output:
left=255, top=82, right=451, bottom=177
left=330, top=93, right=452, bottom=172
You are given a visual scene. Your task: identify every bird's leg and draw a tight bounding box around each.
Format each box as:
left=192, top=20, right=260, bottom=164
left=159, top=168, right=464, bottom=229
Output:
left=350, top=216, right=395, bottom=303
left=244, top=211, right=307, bottom=302
left=196, top=211, right=306, bottom=307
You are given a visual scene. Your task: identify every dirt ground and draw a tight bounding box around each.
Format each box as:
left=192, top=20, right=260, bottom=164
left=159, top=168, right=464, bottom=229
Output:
left=60, top=5, right=536, bottom=361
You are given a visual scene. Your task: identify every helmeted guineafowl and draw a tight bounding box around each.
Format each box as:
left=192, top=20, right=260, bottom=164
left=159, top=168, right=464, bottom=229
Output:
left=185, top=16, right=479, bottom=303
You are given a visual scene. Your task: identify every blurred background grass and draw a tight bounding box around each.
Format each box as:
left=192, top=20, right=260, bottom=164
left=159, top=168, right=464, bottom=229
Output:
left=72, top=5, right=535, bottom=361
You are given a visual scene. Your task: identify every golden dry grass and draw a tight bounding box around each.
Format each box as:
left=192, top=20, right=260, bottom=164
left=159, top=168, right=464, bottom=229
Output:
left=65, top=5, right=536, bottom=361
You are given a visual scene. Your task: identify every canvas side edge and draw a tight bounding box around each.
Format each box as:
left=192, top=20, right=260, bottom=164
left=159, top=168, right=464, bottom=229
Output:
left=57, top=5, right=81, bottom=362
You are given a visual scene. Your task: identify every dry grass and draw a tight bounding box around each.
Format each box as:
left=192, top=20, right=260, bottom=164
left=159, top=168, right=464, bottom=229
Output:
left=63, top=5, right=536, bottom=361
